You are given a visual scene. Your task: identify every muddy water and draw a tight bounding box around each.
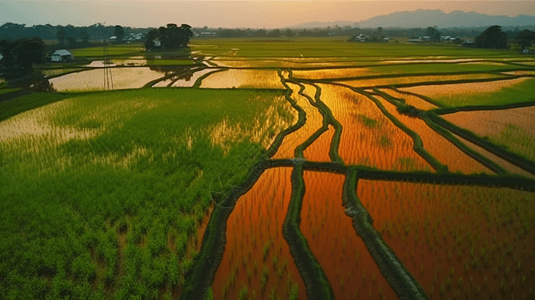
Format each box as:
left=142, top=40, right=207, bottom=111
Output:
left=211, top=167, right=306, bottom=300
left=375, top=95, right=492, bottom=174
left=339, top=73, right=503, bottom=88
left=50, top=67, right=163, bottom=91
left=357, top=180, right=535, bottom=300
left=378, top=89, right=438, bottom=111
left=271, top=83, right=325, bottom=160
left=200, top=69, right=284, bottom=89
left=301, top=172, right=398, bottom=300
left=317, top=84, right=430, bottom=171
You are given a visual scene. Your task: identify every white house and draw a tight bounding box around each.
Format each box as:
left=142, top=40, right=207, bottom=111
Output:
left=51, top=49, right=74, bottom=62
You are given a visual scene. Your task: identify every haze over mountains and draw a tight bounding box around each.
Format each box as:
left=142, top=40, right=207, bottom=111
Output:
left=290, top=10, right=535, bottom=29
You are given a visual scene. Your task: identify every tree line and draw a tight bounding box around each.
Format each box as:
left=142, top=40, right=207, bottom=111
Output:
left=0, top=22, right=149, bottom=43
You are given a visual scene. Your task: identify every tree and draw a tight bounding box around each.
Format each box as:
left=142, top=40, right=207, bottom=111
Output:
left=475, top=25, right=509, bottom=49
left=376, top=27, right=383, bottom=38
left=80, top=28, right=89, bottom=44
left=114, top=25, right=125, bottom=41
left=66, top=36, right=76, bottom=46
left=426, top=26, right=441, bottom=42
left=144, top=29, right=157, bottom=51
left=285, top=29, right=294, bottom=38
left=0, top=38, right=46, bottom=71
left=515, top=30, right=535, bottom=52
left=269, top=29, right=281, bottom=38
left=143, top=23, right=193, bottom=51
left=57, top=26, right=66, bottom=44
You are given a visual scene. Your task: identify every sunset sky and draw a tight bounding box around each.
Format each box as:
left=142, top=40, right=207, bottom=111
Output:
left=1, top=1, right=534, bottom=28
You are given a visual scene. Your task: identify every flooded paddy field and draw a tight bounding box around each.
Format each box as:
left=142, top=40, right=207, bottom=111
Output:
left=50, top=67, right=164, bottom=91
left=400, top=77, right=535, bottom=107
left=200, top=69, right=284, bottom=89
left=442, top=106, right=535, bottom=162
left=301, top=172, right=398, bottom=300
left=357, top=181, right=535, bottom=299
left=2, top=39, right=535, bottom=300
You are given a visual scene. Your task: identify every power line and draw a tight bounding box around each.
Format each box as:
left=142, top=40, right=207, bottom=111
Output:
left=103, top=39, right=114, bottom=90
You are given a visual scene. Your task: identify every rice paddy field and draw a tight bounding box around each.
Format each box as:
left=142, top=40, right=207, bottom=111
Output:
left=1, top=38, right=535, bottom=300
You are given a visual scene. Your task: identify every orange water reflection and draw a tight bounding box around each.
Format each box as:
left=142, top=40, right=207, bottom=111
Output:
left=272, top=83, right=325, bottom=160
left=357, top=180, right=535, bottom=299
left=375, top=95, right=492, bottom=174
left=301, top=172, right=399, bottom=300
left=338, top=73, right=501, bottom=88
left=212, top=168, right=306, bottom=300
left=318, top=84, right=430, bottom=171
left=200, top=69, right=284, bottom=89
left=378, top=88, right=438, bottom=111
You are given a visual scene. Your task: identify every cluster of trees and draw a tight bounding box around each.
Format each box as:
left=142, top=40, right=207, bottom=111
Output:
left=474, top=25, right=535, bottom=50
left=0, top=38, right=46, bottom=71
left=0, top=22, right=148, bottom=43
left=515, top=29, right=535, bottom=51
left=144, top=24, right=193, bottom=50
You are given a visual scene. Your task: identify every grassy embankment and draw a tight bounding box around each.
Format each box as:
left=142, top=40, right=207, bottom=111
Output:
left=0, top=88, right=294, bottom=299
left=192, top=38, right=524, bottom=59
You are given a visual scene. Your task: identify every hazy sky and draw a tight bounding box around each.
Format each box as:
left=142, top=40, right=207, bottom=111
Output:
left=1, top=1, right=534, bottom=28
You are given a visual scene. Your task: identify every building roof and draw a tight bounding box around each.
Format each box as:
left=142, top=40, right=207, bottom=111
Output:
left=52, top=49, right=73, bottom=56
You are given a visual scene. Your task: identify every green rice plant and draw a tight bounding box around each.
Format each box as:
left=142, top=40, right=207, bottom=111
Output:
left=269, top=287, right=277, bottom=300
left=289, top=283, right=298, bottom=300
left=272, top=254, right=278, bottom=268
left=238, top=286, right=248, bottom=300
left=261, top=266, right=269, bottom=290
left=263, top=242, right=271, bottom=261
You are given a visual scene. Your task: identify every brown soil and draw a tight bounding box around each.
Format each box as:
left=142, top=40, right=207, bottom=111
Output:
left=301, top=171, right=399, bottom=300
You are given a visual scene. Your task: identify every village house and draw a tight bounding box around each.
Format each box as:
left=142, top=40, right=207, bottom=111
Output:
left=50, top=49, right=74, bottom=62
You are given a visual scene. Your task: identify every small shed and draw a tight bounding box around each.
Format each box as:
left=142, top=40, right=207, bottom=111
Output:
left=51, top=49, right=74, bottom=62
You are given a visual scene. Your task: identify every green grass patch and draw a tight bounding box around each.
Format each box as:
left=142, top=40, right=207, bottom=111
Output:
left=192, top=38, right=524, bottom=59
left=0, top=88, right=293, bottom=299
left=0, top=92, right=71, bottom=122
left=0, top=87, right=22, bottom=95
left=434, top=78, right=535, bottom=107
left=488, top=124, right=535, bottom=162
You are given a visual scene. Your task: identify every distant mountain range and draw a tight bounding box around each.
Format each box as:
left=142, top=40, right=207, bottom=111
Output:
left=290, top=10, right=535, bottom=29
left=288, top=21, right=358, bottom=29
